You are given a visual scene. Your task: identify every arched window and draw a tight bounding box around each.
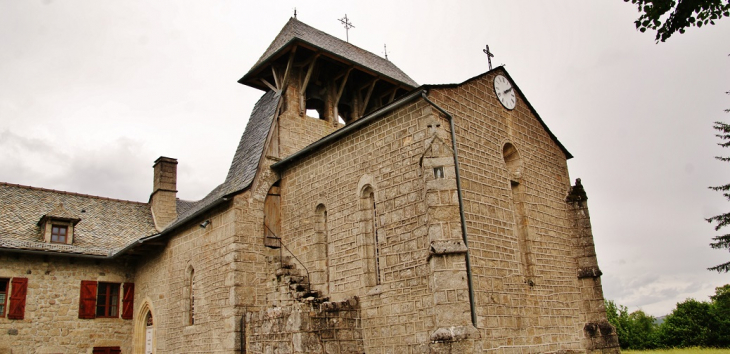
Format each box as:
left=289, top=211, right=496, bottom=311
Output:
left=361, top=186, right=381, bottom=286
left=503, top=143, right=522, bottom=181
left=503, top=143, right=533, bottom=281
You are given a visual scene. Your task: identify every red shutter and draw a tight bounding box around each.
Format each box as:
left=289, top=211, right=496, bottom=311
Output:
left=79, top=280, right=97, bottom=319
left=121, top=282, right=134, bottom=319
left=7, top=277, right=28, bottom=320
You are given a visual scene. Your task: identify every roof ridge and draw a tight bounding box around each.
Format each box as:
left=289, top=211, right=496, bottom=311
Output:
left=0, top=182, right=149, bottom=205
left=242, top=17, right=417, bottom=89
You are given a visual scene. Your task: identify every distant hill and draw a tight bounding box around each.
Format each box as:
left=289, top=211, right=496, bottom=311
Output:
left=654, top=315, right=666, bottom=326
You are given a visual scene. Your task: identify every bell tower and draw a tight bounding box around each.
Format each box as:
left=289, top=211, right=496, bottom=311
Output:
left=238, top=18, right=418, bottom=129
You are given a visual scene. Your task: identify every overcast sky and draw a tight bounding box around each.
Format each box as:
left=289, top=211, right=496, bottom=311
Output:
left=1, top=1, right=728, bottom=317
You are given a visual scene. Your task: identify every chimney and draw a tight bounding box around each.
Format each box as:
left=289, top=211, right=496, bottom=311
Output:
left=150, top=156, right=178, bottom=230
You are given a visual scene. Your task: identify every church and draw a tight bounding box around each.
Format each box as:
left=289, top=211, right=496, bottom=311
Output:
left=0, top=18, right=619, bottom=354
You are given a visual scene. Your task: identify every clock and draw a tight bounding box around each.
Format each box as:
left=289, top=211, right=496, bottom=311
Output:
left=494, top=74, right=516, bottom=110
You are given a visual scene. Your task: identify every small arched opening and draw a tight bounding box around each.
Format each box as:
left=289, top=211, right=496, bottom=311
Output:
left=360, top=185, right=381, bottom=287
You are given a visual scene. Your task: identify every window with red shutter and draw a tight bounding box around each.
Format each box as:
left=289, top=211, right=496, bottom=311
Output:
left=79, top=280, right=97, bottom=319
left=121, top=283, right=134, bottom=320
left=96, top=282, right=120, bottom=318
left=0, top=278, right=9, bottom=317
left=8, top=277, right=28, bottom=320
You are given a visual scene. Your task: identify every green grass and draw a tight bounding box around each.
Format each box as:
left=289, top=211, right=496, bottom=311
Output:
left=624, top=349, right=730, bottom=354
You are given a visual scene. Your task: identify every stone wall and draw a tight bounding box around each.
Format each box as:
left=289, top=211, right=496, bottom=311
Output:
left=428, top=71, right=613, bottom=352
left=132, top=201, right=243, bottom=353
left=278, top=99, right=447, bottom=353
left=272, top=69, right=615, bottom=353
left=0, top=253, right=133, bottom=354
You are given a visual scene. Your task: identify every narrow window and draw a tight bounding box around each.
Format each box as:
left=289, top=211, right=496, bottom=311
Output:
left=92, top=347, right=121, bottom=354
left=370, top=191, right=381, bottom=285
left=503, top=143, right=533, bottom=281
left=189, top=269, right=195, bottom=325
left=433, top=166, right=444, bottom=179
left=361, top=186, right=382, bottom=286
left=184, top=265, right=195, bottom=326
left=51, top=225, right=67, bottom=243
left=0, top=278, right=7, bottom=317
left=315, top=204, right=330, bottom=291
left=96, top=283, right=120, bottom=318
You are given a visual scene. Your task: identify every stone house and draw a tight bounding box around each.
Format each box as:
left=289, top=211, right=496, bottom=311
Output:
left=0, top=18, right=619, bottom=354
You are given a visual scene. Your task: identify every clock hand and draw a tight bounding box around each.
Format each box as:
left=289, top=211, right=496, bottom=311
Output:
left=503, top=87, right=513, bottom=95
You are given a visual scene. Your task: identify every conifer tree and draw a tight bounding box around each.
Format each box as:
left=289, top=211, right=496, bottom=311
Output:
left=707, top=121, right=730, bottom=272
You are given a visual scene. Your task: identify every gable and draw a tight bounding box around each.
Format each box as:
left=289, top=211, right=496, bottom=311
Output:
left=426, top=67, right=572, bottom=160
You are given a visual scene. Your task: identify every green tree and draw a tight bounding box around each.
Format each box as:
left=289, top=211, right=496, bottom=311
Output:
left=707, top=121, right=730, bottom=273
left=605, top=300, right=658, bottom=349
left=656, top=298, right=718, bottom=347
left=626, top=310, right=658, bottom=349
left=606, top=300, right=629, bottom=348
left=624, top=0, right=730, bottom=42
left=710, top=284, right=730, bottom=346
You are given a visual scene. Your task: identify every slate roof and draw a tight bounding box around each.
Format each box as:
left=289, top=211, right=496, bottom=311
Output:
left=0, top=182, right=158, bottom=256
left=241, top=18, right=418, bottom=88
left=165, top=90, right=281, bottom=231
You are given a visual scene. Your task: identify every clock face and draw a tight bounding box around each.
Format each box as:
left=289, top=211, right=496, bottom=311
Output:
left=494, top=74, right=516, bottom=110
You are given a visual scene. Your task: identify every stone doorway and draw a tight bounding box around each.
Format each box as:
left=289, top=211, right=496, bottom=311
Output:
left=134, top=301, right=156, bottom=354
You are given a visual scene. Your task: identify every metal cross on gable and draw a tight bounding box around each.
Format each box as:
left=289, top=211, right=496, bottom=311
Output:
left=483, top=45, right=494, bottom=70
left=338, top=14, right=355, bottom=42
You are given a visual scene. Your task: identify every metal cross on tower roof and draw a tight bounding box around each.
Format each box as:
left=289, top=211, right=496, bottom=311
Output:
left=383, top=44, right=389, bottom=61
left=338, top=14, right=355, bottom=43
left=483, top=45, right=494, bottom=70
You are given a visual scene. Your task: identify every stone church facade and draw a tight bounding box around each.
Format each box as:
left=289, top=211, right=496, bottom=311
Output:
left=0, top=18, right=619, bottom=354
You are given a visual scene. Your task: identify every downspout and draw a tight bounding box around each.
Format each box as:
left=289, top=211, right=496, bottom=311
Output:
left=421, top=91, right=477, bottom=328
left=240, top=313, right=246, bottom=354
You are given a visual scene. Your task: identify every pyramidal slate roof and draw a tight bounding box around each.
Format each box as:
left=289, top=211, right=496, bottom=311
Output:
left=241, top=18, right=418, bottom=88
left=167, top=90, right=281, bottom=230
left=0, top=182, right=158, bottom=256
